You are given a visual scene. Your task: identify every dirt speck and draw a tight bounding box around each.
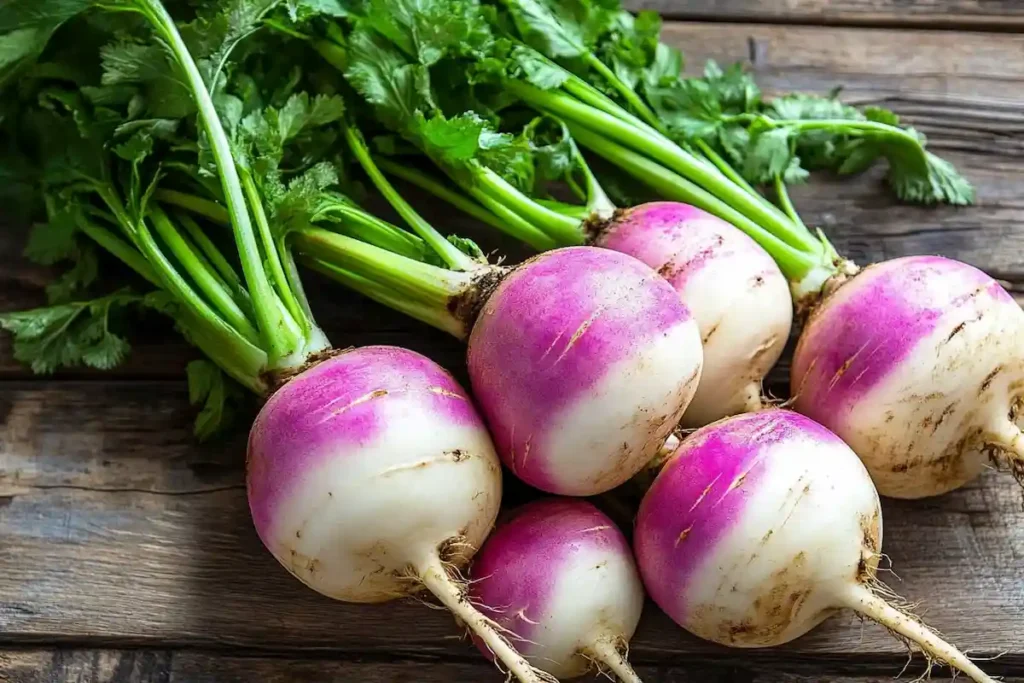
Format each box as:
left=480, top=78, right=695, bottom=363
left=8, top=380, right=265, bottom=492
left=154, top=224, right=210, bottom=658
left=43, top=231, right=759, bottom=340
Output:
left=981, top=365, right=1004, bottom=392
left=445, top=449, right=470, bottom=462
left=944, top=321, right=967, bottom=344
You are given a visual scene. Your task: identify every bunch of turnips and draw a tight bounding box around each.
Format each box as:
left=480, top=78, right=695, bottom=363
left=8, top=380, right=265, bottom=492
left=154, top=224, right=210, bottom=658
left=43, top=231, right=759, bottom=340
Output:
left=1, top=0, right=1017, bottom=681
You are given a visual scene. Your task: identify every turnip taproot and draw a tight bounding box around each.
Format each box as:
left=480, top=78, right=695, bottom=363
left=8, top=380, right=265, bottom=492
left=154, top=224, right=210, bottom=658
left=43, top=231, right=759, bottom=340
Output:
left=634, top=410, right=996, bottom=683
left=248, top=346, right=552, bottom=683
left=469, top=499, right=644, bottom=682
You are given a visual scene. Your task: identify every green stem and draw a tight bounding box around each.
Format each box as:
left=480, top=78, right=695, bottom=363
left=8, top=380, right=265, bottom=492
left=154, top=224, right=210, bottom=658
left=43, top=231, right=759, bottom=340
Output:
left=314, top=38, right=348, bottom=72
left=694, top=139, right=792, bottom=225
left=138, top=0, right=302, bottom=364
left=173, top=307, right=268, bottom=395
left=238, top=169, right=306, bottom=337
left=561, top=74, right=659, bottom=136
left=148, top=206, right=261, bottom=345
left=278, top=235, right=319, bottom=333
left=582, top=52, right=663, bottom=133
left=343, top=123, right=477, bottom=271
left=782, top=119, right=922, bottom=143
left=176, top=213, right=252, bottom=309
left=570, top=122, right=829, bottom=285
left=466, top=186, right=561, bottom=251
left=774, top=175, right=807, bottom=232
left=511, top=80, right=822, bottom=255
left=476, top=167, right=585, bottom=247
left=300, top=256, right=468, bottom=340
left=76, top=218, right=160, bottom=287
left=375, top=156, right=559, bottom=250
left=133, top=212, right=268, bottom=372
left=319, top=204, right=428, bottom=261
left=154, top=188, right=230, bottom=224
left=573, top=140, right=616, bottom=219
left=293, top=227, right=475, bottom=337
left=374, top=157, right=511, bottom=234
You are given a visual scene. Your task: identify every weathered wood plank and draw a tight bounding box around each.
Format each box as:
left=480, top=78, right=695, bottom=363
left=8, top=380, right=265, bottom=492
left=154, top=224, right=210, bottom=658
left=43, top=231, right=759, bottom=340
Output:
left=627, top=0, right=1024, bottom=28
left=3, top=649, right=1023, bottom=683
left=0, top=383, right=1022, bottom=673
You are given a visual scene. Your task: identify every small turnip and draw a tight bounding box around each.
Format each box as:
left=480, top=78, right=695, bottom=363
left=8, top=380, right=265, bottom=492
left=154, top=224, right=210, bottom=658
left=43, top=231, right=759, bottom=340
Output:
left=469, top=499, right=645, bottom=682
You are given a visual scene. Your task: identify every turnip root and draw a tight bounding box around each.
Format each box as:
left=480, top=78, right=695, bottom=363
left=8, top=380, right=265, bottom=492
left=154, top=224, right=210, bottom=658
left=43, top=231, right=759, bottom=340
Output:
left=596, top=202, right=792, bottom=427
left=634, top=409, right=996, bottom=683
left=467, top=247, right=703, bottom=496
left=469, top=499, right=645, bottom=682
left=247, top=346, right=550, bottom=683
left=792, top=256, right=1024, bottom=498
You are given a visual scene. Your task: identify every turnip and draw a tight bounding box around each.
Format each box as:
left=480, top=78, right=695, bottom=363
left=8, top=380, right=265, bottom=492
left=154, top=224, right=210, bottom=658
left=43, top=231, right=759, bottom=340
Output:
left=518, top=40, right=1005, bottom=500
left=469, top=499, right=645, bottom=683
left=634, top=409, right=996, bottom=683
left=247, top=345, right=554, bottom=683
left=596, top=202, right=792, bottom=427
left=791, top=256, right=1024, bottom=498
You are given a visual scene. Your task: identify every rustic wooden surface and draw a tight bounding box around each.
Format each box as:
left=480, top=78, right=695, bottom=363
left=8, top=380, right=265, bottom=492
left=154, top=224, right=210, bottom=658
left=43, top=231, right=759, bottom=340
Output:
left=626, top=0, right=1024, bottom=27
left=3, top=5, right=1024, bottom=683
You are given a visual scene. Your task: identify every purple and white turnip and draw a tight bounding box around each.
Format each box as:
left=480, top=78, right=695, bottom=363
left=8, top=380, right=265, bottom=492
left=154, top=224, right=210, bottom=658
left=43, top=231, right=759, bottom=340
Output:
left=596, top=202, right=792, bottom=427
left=247, top=346, right=550, bottom=683
left=792, top=256, right=1024, bottom=498
left=467, top=247, right=703, bottom=495
left=469, top=499, right=645, bottom=682
left=634, top=409, right=996, bottom=683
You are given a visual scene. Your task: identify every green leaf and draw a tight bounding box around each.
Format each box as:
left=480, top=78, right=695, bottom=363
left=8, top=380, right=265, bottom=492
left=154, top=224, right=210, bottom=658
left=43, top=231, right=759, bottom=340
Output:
left=416, top=111, right=489, bottom=165
left=510, top=45, right=569, bottom=90
left=505, top=0, right=616, bottom=60
left=267, top=160, right=342, bottom=233
left=25, top=208, right=79, bottom=266
left=887, top=149, right=974, bottom=206
left=286, top=0, right=355, bottom=20
left=0, top=0, right=93, bottom=84
left=645, top=78, right=722, bottom=141
left=186, top=359, right=245, bottom=441
left=525, top=116, right=573, bottom=187
left=864, top=106, right=900, bottom=127
left=446, top=233, right=483, bottom=259
left=768, top=93, right=862, bottom=122
left=362, top=0, right=493, bottom=66
left=742, top=126, right=794, bottom=184
left=99, top=39, right=195, bottom=119
left=45, top=246, right=98, bottom=304
left=0, top=290, right=147, bottom=374
left=344, top=27, right=435, bottom=131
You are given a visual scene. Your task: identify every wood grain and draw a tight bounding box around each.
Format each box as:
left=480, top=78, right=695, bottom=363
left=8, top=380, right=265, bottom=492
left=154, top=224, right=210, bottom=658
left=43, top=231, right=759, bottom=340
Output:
left=626, top=0, right=1024, bottom=28
left=3, top=649, right=1022, bottom=683
left=0, top=383, right=1022, bottom=676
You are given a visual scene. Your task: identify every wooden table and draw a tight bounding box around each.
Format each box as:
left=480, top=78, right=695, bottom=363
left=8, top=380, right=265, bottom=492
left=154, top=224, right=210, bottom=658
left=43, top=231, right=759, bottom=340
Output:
left=3, top=2, right=1024, bottom=682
